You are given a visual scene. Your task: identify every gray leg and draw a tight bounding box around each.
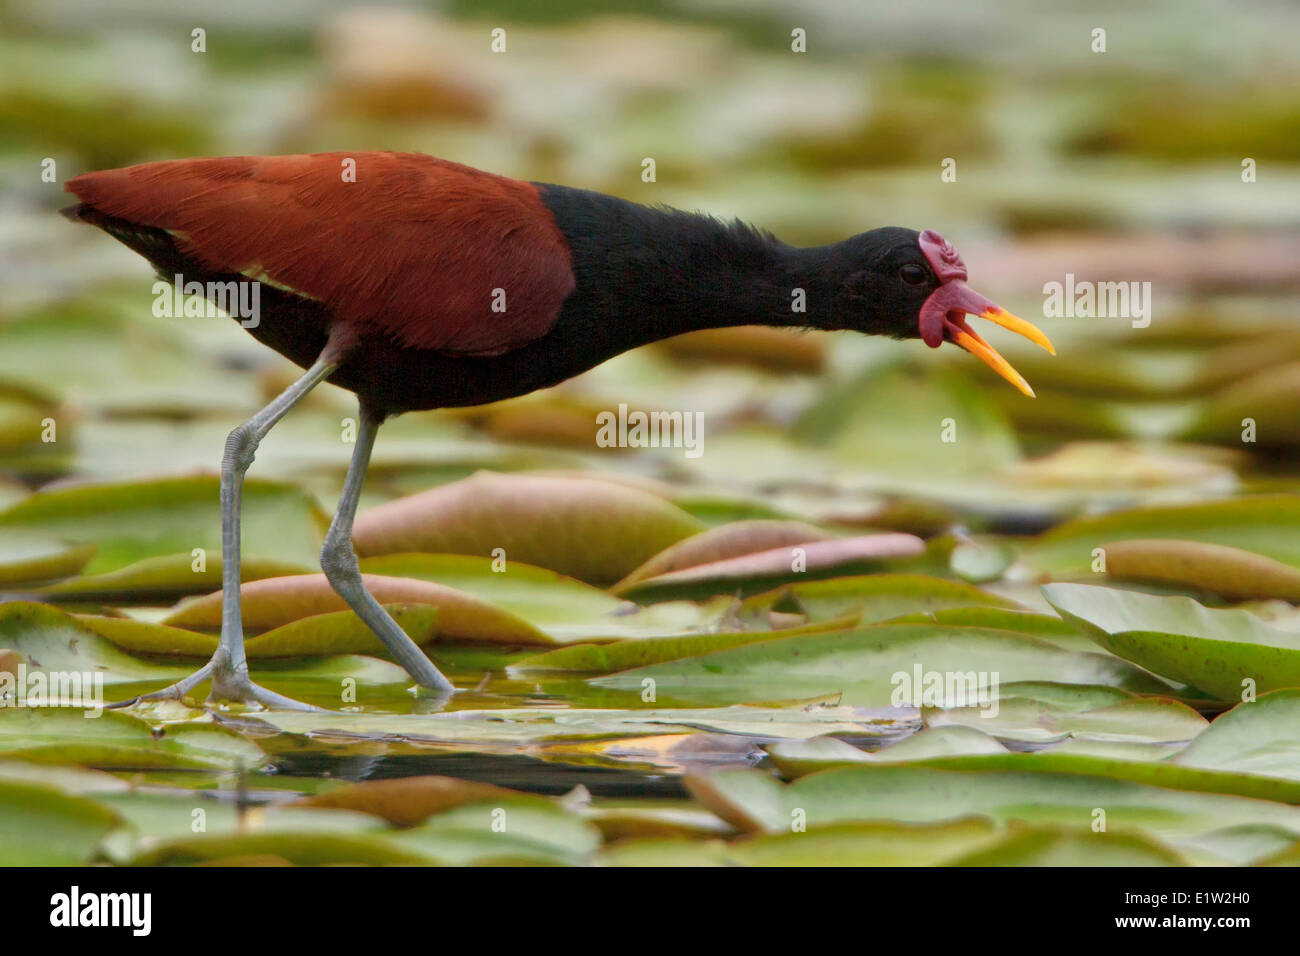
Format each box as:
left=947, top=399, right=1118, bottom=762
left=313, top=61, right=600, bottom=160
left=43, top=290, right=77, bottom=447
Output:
left=111, top=352, right=340, bottom=711
left=320, top=403, right=455, bottom=698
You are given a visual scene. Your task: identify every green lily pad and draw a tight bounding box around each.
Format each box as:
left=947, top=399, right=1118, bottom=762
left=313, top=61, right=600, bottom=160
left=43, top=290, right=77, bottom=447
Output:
left=1044, top=582, right=1300, bottom=700
left=357, top=552, right=727, bottom=642
left=250, top=704, right=901, bottom=746
left=509, top=618, right=849, bottom=675
left=1173, top=691, right=1300, bottom=781
left=0, top=778, right=121, bottom=865
left=740, top=574, right=1021, bottom=624
left=0, top=530, right=96, bottom=586
left=925, top=696, right=1208, bottom=744
left=798, top=363, right=1020, bottom=478
left=0, top=707, right=266, bottom=770
left=947, top=825, right=1186, bottom=866
left=292, top=775, right=522, bottom=828
left=41, top=554, right=309, bottom=603
left=0, top=475, right=327, bottom=574
left=686, top=764, right=1300, bottom=839
left=1025, top=496, right=1300, bottom=576
left=0, top=601, right=200, bottom=685
left=1102, top=538, right=1300, bottom=601
left=949, top=536, right=1017, bottom=583
left=730, top=818, right=1001, bottom=866
left=391, top=798, right=602, bottom=865
left=165, top=574, right=547, bottom=645
left=351, top=471, right=705, bottom=585
left=592, top=622, right=1171, bottom=707
left=131, top=829, right=430, bottom=866
left=613, top=519, right=836, bottom=591
left=612, top=534, right=927, bottom=603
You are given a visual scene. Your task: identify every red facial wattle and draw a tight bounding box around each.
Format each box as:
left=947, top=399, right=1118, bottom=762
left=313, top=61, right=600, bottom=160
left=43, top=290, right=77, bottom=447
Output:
left=916, top=229, right=1055, bottom=397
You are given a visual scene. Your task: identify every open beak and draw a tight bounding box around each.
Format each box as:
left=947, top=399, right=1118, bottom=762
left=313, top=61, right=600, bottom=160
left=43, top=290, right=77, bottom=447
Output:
left=918, top=280, right=1055, bottom=398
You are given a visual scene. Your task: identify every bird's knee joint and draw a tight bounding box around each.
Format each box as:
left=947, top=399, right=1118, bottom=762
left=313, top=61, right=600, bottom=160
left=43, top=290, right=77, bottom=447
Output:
left=320, top=537, right=359, bottom=583
left=224, top=424, right=260, bottom=471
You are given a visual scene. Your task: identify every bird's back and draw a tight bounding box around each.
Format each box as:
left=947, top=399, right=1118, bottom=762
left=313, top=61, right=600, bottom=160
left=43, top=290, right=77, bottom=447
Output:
left=64, top=151, right=576, bottom=356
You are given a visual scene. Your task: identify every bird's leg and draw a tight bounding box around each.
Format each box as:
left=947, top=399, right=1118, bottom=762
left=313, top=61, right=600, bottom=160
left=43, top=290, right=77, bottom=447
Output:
left=110, top=353, right=341, bottom=711
left=320, top=402, right=456, bottom=701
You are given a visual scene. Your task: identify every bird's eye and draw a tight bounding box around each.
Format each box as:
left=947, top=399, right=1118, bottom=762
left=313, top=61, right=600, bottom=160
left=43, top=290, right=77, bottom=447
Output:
left=899, top=263, right=928, bottom=286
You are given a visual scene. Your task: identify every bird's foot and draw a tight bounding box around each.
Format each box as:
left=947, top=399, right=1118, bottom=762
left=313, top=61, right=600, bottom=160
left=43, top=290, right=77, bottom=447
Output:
left=106, top=658, right=324, bottom=712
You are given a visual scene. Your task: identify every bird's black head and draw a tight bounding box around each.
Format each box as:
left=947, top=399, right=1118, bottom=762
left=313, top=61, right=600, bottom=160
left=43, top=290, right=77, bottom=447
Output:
left=826, top=226, right=1055, bottom=396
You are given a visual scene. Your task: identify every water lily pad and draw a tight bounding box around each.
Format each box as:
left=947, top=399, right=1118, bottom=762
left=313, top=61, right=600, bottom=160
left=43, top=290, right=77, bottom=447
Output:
left=0, top=707, right=266, bottom=770
left=165, top=573, right=547, bottom=645
left=391, top=798, right=602, bottom=865
left=0, top=778, right=120, bottom=865
left=510, top=618, right=849, bottom=675
left=1025, top=496, right=1300, bottom=576
left=351, top=471, right=705, bottom=584
left=686, top=764, right=1300, bottom=839
left=613, top=520, right=836, bottom=591
left=925, top=697, right=1208, bottom=744
left=947, top=825, right=1186, bottom=866
left=293, top=775, right=522, bottom=827
left=250, top=704, right=900, bottom=746
left=740, top=573, right=1020, bottom=624
left=357, top=552, right=726, bottom=642
left=1044, top=582, right=1300, bottom=700
left=0, top=476, right=327, bottom=574
left=1102, top=538, right=1300, bottom=601
left=592, top=622, right=1170, bottom=707
left=132, top=829, right=430, bottom=866
left=1173, top=691, right=1300, bottom=781
left=0, top=601, right=200, bottom=686
left=613, top=534, right=927, bottom=603
left=0, top=530, right=96, bottom=586
left=731, top=818, right=1001, bottom=866
left=42, top=554, right=309, bottom=603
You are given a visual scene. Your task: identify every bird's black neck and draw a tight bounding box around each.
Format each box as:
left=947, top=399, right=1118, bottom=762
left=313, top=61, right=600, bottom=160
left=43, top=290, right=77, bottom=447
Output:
left=535, top=183, right=849, bottom=354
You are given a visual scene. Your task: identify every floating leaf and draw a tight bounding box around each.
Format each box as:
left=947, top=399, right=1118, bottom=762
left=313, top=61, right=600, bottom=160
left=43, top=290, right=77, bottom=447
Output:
left=0, top=778, right=120, bottom=865
left=1102, top=538, right=1300, bottom=601
left=613, top=534, right=926, bottom=602
left=925, top=697, right=1208, bottom=744
left=0, top=601, right=200, bottom=685
left=165, top=574, right=548, bottom=645
left=1025, top=496, right=1300, bottom=576
left=357, top=552, right=725, bottom=642
left=0, top=707, right=266, bottom=770
left=391, top=798, right=602, bottom=865
left=1044, top=582, right=1300, bottom=700
left=351, top=471, right=705, bottom=584
left=293, top=775, right=522, bottom=828
left=42, top=554, right=307, bottom=603
left=0, top=531, right=95, bottom=587
left=1173, top=691, right=1300, bottom=781
left=510, top=618, right=848, bottom=675
left=592, top=622, right=1170, bottom=707
left=947, top=825, right=1185, bottom=866
left=740, top=574, right=1020, bottom=624
left=686, top=765, right=1300, bottom=839
left=613, top=520, right=835, bottom=591
left=0, top=476, right=327, bottom=574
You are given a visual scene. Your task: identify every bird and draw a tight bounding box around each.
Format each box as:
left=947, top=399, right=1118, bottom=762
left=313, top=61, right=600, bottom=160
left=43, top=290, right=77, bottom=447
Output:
left=62, top=150, right=1054, bottom=709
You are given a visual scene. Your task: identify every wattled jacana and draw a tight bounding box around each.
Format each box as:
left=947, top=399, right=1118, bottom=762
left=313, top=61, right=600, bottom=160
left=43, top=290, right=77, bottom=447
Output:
left=63, top=151, right=1053, bottom=709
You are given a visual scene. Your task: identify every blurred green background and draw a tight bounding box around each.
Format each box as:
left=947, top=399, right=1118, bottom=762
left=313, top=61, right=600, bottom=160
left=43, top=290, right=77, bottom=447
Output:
left=1, top=0, right=1298, bottom=523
